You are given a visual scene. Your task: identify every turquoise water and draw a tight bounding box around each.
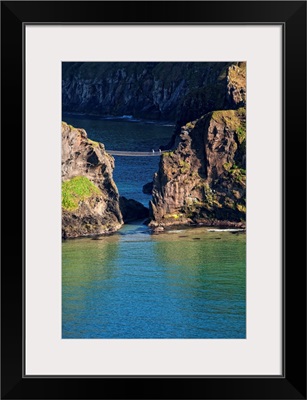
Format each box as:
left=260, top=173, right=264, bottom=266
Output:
left=62, top=116, right=246, bottom=338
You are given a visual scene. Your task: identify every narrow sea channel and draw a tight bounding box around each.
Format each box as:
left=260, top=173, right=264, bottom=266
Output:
left=62, top=116, right=246, bottom=338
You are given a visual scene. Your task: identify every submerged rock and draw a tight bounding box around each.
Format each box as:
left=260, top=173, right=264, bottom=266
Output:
left=119, top=197, right=149, bottom=223
left=62, top=122, right=123, bottom=238
left=142, top=181, right=153, bottom=194
left=152, top=226, right=165, bottom=233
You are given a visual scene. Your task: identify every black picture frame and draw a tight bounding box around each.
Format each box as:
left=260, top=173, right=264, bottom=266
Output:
left=1, top=1, right=306, bottom=399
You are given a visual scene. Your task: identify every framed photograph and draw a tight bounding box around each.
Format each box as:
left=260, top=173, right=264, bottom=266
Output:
left=1, top=1, right=306, bottom=399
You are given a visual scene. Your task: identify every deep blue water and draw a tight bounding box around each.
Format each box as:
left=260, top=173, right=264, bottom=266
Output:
left=64, top=114, right=172, bottom=206
left=62, top=115, right=246, bottom=339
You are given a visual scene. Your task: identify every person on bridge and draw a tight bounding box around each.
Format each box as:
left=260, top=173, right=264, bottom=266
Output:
left=152, top=149, right=155, bottom=153
left=159, top=149, right=162, bottom=153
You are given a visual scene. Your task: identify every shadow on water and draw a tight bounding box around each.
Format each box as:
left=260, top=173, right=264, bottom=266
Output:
left=62, top=227, right=246, bottom=339
left=62, top=235, right=120, bottom=337
left=151, top=229, right=246, bottom=338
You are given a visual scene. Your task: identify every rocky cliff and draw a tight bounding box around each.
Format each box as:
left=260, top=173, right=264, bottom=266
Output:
left=149, top=108, right=246, bottom=229
left=119, top=197, right=149, bottom=223
left=165, top=62, right=246, bottom=148
left=62, top=62, right=245, bottom=125
left=62, top=122, right=123, bottom=238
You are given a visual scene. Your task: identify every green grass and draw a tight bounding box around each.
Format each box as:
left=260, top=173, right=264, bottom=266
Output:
left=236, top=203, right=246, bottom=213
left=163, top=213, right=182, bottom=220
left=185, top=122, right=195, bottom=130
left=236, top=126, right=246, bottom=144
left=162, top=151, right=174, bottom=157
left=229, top=165, right=246, bottom=184
left=62, top=121, right=78, bottom=131
left=212, top=109, right=241, bottom=131
left=236, top=109, right=246, bottom=144
left=223, top=162, right=233, bottom=171
left=62, top=176, right=101, bottom=211
left=211, top=108, right=246, bottom=154
left=237, top=107, right=246, bottom=118
left=88, top=138, right=99, bottom=147
left=179, top=160, right=190, bottom=174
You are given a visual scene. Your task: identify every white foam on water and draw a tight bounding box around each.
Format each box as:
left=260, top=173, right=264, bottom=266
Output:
left=207, top=228, right=245, bottom=232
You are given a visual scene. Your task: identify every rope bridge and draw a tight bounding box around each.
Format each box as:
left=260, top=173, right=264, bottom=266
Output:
left=108, top=150, right=167, bottom=157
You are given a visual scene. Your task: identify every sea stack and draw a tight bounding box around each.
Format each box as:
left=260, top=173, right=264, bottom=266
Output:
left=149, top=108, right=246, bottom=229
left=61, top=122, right=123, bottom=238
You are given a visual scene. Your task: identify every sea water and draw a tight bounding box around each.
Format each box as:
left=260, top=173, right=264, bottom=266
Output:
left=62, top=115, right=246, bottom=338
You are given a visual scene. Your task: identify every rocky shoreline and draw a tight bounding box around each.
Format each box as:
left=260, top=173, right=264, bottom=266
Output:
left=150, top=219, right=246, bottom=233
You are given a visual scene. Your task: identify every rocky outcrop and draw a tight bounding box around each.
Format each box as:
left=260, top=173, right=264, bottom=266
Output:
left=142, top=181, right=153, bottom=194
left=119, top=197, right=149, bottom=223
left=62, top=122, right=123, bottom=238
left=164, top=62, right=246, bottom=149
left=149, top=108, right=246, bottom=229
left=62, top=62, right=244, bottom=123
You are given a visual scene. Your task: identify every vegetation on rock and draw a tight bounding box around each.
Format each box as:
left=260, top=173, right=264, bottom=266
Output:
left=61, top=122, right=123, bottom=238
left=62, top=176, right=101, bottom=211
left=62, top=62, right=245, bottom=126
left=62, top=62, right=247, bottom=231
left=150, top=107, right=246, bottom=228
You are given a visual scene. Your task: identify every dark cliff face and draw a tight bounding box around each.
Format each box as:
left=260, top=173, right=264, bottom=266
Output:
left=175, top=62, right=246, bottom=130
left=165, top=62, right=246, bottom=148
left=62, top=122, right=123, bottom=238
left=62, top=62, right=244, bottom=123
left=149, top=108, right=246, bottom=228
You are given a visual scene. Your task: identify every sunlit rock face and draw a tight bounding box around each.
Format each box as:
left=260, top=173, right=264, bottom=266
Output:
left=61, top=122, right=123, bottom=238
left=150, top=108, right=246, bottom=229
